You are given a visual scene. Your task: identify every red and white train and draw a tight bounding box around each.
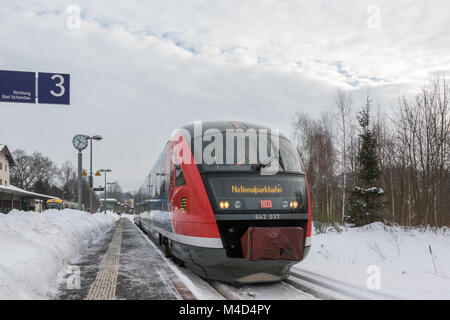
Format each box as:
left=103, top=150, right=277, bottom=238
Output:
left=134, top=121, right=311, bottom=283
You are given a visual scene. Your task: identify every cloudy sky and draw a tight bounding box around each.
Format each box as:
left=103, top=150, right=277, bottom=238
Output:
left=1, top=0, right=449, bottom=191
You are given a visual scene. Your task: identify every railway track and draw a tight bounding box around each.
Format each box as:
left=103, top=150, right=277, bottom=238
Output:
left=287, top=269, right=400, bottom=300
left=207, top=270, right=400, bottom=300
left=134, top=220, right=315, bottom=300
left=133, top=218, right=399, bottom=300
left=209, top=279, right=317, bottom=300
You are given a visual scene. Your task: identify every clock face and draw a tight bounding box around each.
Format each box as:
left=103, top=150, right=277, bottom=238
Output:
left=72, top=134, right=89, bottom=151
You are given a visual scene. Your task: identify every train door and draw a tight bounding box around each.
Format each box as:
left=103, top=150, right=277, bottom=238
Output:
left=168, top=148, right=188, bottom=215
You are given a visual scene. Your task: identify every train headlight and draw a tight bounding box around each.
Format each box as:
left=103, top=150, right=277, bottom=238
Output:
left=289, top=201, right=298, bottom=209
left=219, top=201, right=230, bottom=209
left=282, top=201, right=289, bottom=208
left=234, top=200, right=242, bottom=209
left=181, top=197, right=187, bottom=212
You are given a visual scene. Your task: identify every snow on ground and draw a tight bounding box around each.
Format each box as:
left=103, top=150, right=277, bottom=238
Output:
left=120, top=213, right=136, bottom=222
left=0, top=209, right=119, bottom=299
left=294, top=222, right=450, bottom=299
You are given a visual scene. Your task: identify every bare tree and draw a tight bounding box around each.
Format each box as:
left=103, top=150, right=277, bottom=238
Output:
left=107, top=180, right=123, bottom=201
left=334, top=89, right=353, bottom=222
left=58, top=161, right=77, bottom=201
left=291, top=76, right=449, bottom=227
left=10, top=149, right=57, bottom=190
left=292, top=112, right=337, bottom=222
left=392, top=76, right=449, bottom=226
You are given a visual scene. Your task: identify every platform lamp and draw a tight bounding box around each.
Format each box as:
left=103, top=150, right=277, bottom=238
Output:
left=100, top=169, right=111, bottom=213
left=88, top=135, right=103, bottom=214
left=107, top=182, right=117, bottom=213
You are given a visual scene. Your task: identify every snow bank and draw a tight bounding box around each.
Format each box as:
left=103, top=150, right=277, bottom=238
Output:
left=294, top=222, right=450, bottom=299
left=0, top=209, right=119, bottom=299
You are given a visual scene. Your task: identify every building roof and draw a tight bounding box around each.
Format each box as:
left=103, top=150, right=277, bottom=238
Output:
left=0, top=144, right=15, bottom=166
left=99, top=198, right=119, bottom=202
left=0, top=184, right=59, bottom=200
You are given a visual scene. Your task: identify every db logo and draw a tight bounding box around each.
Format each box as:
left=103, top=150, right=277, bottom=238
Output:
left=260, top=200, right=272, bottom=208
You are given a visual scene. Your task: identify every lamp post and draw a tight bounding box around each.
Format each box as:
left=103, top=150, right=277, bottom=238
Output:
left=88, top=135, right=103, bottom=213
left=77, top=151, right=83, bottom=210
left=100, top=169, right=111, bottom=213
left=72, top=134, right=89, bottom=211
left=107, top=182, right=116, bottom=213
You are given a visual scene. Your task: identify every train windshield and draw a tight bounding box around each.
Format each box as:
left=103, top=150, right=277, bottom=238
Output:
left=47, top=202, right=61, bottom=209
left=195, top=132, right=303, bottom=174
left=207, top=175, right=308, bottom=211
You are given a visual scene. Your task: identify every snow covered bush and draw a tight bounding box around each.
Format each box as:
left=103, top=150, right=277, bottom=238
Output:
left=296, top=222, right=450, bottom=299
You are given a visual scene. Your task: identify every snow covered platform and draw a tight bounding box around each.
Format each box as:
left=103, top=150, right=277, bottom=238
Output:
left=57, top=217, right=195, bottom=300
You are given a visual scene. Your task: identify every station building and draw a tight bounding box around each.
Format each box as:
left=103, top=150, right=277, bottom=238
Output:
left=0, top=144, right=58, bottom=213
left=0, top=144, right=13, bottom=186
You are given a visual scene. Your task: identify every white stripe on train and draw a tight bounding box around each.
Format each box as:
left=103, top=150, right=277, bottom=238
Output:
left=150, top=224, right=312, bottom=249
left=149, top=224, right=224, bottom=248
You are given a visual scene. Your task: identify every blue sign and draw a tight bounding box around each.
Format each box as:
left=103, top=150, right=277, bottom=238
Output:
left=0, top=70, right=70, bottom=105
left=38, top=72, right=70, bottom=105
left=0, top=70, right=36, bottom=104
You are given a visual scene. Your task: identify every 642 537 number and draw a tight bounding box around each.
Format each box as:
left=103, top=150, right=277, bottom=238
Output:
left=255, top=213, right=280, bottom=220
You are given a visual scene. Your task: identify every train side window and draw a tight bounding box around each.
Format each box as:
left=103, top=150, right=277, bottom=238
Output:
left=170, top=152, right=175, bottom=189
left=150, top=173, right=156, bottom=197
left=161, top=178, right=166, bottom=196
left=175, top=164, right=186, bottom=186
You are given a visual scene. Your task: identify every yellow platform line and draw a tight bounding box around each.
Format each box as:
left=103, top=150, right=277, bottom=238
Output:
left=86, top=219, right=123, bottom=300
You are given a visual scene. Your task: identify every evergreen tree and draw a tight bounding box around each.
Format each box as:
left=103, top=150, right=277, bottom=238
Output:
left=347, top=98, right=385, bottom=226
left=33, top=179, right=51, bottom=195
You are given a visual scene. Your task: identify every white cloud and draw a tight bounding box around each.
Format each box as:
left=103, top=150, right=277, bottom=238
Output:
left=1, top=1, right=448, bottom=190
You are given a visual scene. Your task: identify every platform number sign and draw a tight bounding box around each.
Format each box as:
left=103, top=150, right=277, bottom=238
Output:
left=0, top=70, right=70, bottom=105
left=38, top=72, right=70, bottom=105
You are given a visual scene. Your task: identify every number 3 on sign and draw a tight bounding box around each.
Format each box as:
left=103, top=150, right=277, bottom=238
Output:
left=37, top=72, right=70, bottom=105
left=50, top=74, right=65, bottom=97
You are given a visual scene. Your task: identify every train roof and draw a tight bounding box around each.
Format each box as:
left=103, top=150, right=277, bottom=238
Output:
left=178, top=121, right=289, bottom=140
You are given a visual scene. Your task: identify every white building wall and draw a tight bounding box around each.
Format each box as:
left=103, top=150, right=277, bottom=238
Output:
left=0, top=152, right=10, bottom=186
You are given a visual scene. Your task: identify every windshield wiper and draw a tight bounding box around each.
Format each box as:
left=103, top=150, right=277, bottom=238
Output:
left=278, top=151, right=285, bottom=171
left=251, top=155, right=276, bottom=171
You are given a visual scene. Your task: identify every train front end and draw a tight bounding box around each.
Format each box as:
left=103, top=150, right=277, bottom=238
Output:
left=169, top=122, right=311, bottom=284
